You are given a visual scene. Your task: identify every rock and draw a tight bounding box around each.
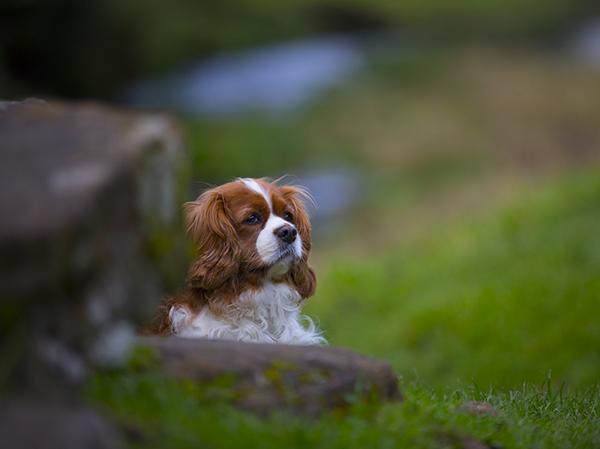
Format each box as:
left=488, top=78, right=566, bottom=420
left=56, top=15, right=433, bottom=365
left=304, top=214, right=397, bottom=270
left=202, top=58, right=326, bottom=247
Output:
left=459, top=400, right=498, bottom=417
left=436, top=430, right=500, bottom=449
left=137, top=336, right=401, bottom=415
left=458, top=436, right=497, bottom=449
left=0, top=401, right=122, bottom=449
left=0, top=99, right=186, bottom=397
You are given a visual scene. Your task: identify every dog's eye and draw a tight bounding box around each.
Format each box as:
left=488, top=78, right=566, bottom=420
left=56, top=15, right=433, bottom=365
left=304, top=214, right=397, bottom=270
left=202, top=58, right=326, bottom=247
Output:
left=244, top=213, right=261, bottom=225
left=283, top=212, right=294, bottom=222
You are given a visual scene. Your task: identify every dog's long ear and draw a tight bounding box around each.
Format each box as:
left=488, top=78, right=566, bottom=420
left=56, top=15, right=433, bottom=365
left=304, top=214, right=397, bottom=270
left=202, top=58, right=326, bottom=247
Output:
left=281, top=185, right=317, bottom=298
left=184, top=190, right=240, bottom=290
left=290, top=260, right=317, bottom=299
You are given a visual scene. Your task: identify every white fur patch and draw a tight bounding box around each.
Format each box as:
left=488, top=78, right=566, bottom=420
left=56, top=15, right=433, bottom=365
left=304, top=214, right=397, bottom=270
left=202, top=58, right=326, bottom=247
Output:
left=169, top=306, right=191, bottom=334
left=256, top=215, right=302, bottom=264
left=170, top=283, right=325, bottom=345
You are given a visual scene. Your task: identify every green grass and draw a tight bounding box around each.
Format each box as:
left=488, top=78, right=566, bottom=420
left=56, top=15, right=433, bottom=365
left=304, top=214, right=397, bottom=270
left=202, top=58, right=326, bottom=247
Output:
left=308, top=171, right=600, bottom=390
left=90, top=373, right=600, bottom=449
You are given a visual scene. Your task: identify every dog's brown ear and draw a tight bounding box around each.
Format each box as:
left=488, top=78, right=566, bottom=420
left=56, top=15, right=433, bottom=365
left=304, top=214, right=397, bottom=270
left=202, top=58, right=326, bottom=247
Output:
left=280, top=185, right=317, bottom=299
left=290, top=260, right=317, bottom=299
left=184, top=190, right=240, bottom=290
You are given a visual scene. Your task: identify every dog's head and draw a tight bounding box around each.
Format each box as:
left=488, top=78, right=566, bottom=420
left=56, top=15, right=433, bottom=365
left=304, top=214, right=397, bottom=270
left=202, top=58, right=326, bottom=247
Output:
left=184, top=178, right=315, bottom=297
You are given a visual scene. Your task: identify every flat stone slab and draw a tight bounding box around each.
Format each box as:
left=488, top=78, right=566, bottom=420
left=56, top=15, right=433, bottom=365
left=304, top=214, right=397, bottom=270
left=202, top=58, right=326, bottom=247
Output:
left=0, top=99, right=180, bottom=244
left=138, top=336, right=400, bottom=415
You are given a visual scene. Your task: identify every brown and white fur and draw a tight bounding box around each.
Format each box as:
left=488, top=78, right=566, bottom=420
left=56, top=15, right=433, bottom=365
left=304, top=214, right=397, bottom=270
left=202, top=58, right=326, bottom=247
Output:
left=149, top=177, right=325, bottom=345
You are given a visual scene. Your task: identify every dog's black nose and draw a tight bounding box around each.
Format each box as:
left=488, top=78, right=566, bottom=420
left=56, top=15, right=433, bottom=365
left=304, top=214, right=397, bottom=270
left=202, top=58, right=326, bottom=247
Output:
left=274, top=224, right=297, bottom=244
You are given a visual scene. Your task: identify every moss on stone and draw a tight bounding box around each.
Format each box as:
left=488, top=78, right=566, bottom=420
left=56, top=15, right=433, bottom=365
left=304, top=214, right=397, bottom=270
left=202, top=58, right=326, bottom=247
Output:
left=126, top=345, right=161, bottom=372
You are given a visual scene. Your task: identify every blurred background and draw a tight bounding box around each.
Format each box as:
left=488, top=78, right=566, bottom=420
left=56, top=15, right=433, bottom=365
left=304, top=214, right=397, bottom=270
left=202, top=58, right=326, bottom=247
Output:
left=2, top=0, right=600, bottom=391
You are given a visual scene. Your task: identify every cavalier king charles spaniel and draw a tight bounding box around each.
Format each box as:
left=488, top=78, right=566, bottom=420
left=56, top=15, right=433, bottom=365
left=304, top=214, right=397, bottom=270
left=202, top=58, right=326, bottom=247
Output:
left=150, top=178, right=325, bottom=345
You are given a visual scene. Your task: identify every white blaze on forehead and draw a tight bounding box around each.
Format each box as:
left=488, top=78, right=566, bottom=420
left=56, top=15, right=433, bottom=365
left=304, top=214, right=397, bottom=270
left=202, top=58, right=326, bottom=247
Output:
left=239, top=178, right=272, bottom=210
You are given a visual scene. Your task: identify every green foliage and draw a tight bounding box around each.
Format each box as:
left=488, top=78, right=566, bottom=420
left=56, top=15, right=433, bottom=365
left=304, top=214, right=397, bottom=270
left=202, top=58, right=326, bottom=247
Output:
left=125, top=345, right=161, bottom=372
left=185, top=120, right=315, bottom=182
left=309, top=172, right=600, bottom=389
left=2, top=0, right=595, bottom=97
left=89, top=372, right=600, bottom=449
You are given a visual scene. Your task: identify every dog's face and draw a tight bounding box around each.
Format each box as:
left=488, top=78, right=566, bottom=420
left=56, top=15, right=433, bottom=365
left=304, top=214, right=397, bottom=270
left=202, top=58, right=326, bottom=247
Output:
left=184, top=178, right=314, bottom=293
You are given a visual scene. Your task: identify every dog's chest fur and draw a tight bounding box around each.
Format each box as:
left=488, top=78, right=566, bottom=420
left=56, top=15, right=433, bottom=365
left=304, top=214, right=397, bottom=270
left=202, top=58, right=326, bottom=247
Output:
left=169, top=282, right=324, bottom=345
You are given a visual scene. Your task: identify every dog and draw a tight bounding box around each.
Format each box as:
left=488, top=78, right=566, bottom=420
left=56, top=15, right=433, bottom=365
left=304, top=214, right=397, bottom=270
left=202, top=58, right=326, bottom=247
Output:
left=149, top=178, right=325, bottom=345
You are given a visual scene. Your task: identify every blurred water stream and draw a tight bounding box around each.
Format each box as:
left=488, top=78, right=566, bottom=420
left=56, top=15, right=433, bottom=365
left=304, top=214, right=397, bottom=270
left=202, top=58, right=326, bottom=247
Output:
left=126, top=35, right=365, bottom=117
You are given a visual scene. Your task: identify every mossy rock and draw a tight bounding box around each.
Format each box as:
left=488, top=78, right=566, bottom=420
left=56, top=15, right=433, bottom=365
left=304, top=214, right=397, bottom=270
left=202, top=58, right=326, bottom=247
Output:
left=136, top=336, right=400, bottom=416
